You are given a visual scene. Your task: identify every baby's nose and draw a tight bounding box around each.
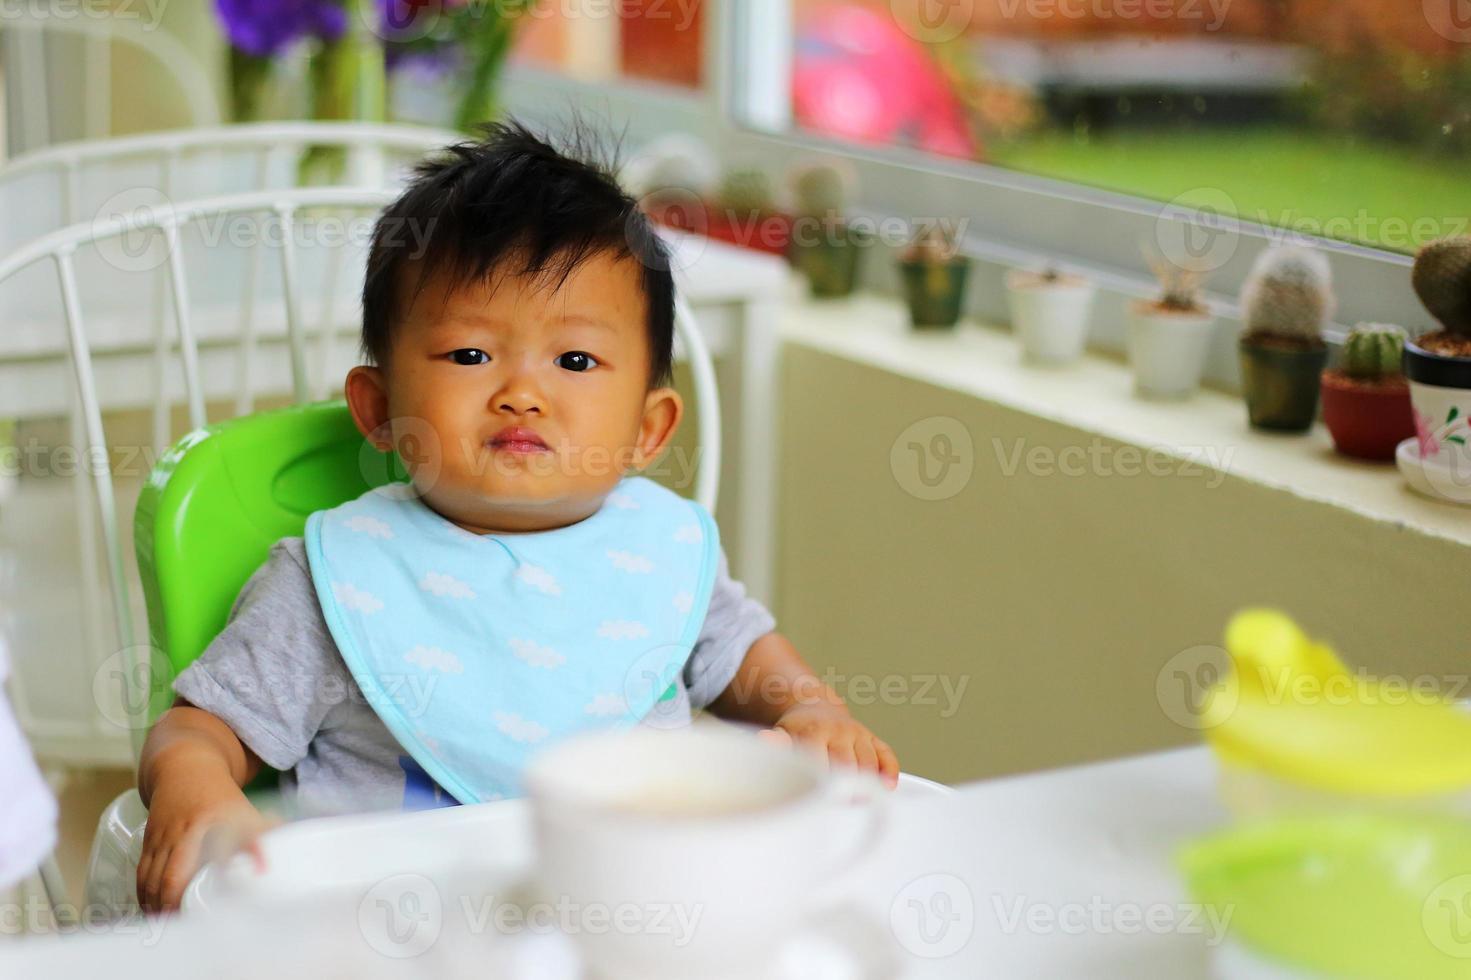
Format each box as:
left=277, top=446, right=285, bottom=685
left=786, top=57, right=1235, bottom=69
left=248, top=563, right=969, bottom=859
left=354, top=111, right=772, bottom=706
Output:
left=494, top=381, right=544, bottom=415
left=497, top=394, right=543, bottom=415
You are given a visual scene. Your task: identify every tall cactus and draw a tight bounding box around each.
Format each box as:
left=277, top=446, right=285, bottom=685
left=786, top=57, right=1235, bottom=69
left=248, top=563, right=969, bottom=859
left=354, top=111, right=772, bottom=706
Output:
left=1412, top=236, right=1471, bottom=337
left=1342, top=323, right=1406, bottom=380
left=1143, top=247, right=1206, bottom=312
left=903, top=222, right=960, bottom=265
left=1240, top=246, right=1334, bottom=344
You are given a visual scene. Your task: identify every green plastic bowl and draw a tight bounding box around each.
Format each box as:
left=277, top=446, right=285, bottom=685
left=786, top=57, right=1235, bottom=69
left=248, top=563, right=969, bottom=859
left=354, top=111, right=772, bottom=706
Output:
left=1180, top=814, right=1471, bottom=979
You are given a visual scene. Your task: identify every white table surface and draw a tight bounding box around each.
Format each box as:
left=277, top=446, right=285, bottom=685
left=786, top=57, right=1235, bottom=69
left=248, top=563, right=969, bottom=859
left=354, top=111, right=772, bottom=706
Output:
left=851, top=745, right=1228, bottom=978
left=2, top=746, right=1231, bottom=978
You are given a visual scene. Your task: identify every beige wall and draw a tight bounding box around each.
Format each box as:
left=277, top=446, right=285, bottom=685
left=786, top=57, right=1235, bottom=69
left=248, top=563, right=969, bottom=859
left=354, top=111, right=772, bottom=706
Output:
left=775, top=345, right=1471, bottom=786
left=108, top=0, right=225, bottom=135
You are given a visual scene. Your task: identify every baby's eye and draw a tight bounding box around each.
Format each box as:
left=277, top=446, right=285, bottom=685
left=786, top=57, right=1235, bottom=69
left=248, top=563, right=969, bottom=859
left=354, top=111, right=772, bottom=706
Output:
left=555, top=351, right=599, bottom=373
left=448, top=348, right=489, bottom=366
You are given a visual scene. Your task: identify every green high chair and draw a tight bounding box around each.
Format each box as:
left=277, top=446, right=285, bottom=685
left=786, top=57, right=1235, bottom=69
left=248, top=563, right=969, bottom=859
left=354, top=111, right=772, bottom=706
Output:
left=82, top=400, right=397, bottom=916
left=134, top=399, right=401, bottom=723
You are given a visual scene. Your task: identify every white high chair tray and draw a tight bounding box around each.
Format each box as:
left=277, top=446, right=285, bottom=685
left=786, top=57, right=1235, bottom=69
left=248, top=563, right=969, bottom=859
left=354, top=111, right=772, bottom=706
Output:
left=2, top=750, right=1234, bottom=979
left=182, top=772, right=954, bottom=914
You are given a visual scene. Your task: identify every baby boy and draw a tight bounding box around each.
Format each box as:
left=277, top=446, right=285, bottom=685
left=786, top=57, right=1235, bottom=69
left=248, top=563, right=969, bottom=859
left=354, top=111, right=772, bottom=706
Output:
left=135, top=122, right=898, bottom=912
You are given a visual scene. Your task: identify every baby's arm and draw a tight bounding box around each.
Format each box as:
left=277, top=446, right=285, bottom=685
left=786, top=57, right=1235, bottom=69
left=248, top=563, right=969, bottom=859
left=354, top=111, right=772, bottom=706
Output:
left=136, top=698, right=267, bottom=912
left=707, top=632, right=900, bottom=789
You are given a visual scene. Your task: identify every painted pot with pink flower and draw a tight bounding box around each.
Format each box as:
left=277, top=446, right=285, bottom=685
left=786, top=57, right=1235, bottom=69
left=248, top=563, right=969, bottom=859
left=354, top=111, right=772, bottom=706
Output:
left=1398, top=237, right=1471, bottom=504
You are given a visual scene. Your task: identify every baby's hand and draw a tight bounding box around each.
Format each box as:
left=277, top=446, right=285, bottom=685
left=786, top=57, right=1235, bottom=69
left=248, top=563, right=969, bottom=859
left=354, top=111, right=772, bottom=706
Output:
left=137, top=781, right=268, bottom=913
left=762, top=703, right=900, bottom=790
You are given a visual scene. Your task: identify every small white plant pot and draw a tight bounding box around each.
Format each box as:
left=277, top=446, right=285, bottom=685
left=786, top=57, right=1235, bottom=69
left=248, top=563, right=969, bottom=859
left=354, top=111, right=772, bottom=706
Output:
left=1006, top=270, right=1097, bottom=365
left=1127, top=301, right=1218, bottom=399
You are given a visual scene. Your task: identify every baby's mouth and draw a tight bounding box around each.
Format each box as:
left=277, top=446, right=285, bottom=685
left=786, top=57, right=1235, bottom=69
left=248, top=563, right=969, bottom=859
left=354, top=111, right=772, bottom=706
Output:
left=488, top=426, right=551, bottom=455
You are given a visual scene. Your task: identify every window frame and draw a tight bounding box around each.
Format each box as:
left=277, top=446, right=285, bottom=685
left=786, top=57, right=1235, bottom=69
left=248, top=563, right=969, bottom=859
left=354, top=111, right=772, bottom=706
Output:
left=496, top=1, right=1432, bottom=388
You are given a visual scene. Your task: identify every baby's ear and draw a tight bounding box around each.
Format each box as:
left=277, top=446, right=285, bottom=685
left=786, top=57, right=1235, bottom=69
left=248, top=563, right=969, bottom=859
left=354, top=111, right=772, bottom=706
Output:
left=345, top=365, right=392, bottom=450
left=634, top=386, right=683, bottom=470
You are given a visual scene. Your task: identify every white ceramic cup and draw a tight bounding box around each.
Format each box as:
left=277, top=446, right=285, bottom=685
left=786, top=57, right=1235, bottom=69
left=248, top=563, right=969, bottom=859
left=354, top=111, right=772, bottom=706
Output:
left=524, top=724, right=888, bottom=980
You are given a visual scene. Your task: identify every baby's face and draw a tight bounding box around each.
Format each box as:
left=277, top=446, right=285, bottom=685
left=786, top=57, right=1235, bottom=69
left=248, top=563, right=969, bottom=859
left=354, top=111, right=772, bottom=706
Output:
left=347, top=250, right=680, bottom=534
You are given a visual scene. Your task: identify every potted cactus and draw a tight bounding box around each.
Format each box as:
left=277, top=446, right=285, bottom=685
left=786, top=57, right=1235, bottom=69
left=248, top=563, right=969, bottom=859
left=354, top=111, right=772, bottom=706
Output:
left=787, top=160, right=868, bottom=299
left=1406, top=238, right=1471, bottom=467
left=1006, top=264, right=1097, bottom=365
left=706, top=168, right=791, bottom=258
left=1128, top=250, right=1216, bottom=399
left=1237, top=246, right=1333, bottom=432
left=899, top=223, right=970, bottom=329
left=1320, top=324, right=1414, bottom=461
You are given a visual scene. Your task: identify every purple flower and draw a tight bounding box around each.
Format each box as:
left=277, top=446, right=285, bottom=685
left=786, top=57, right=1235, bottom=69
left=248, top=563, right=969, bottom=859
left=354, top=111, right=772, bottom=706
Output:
left=385, top=43, right=462, bottom=78
left=378, top=0, right=463, bottom=44
left=215, top=0, right=349, bottom=58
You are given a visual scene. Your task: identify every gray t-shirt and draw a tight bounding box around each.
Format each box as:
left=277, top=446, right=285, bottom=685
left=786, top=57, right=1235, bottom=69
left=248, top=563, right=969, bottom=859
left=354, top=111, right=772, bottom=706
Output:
left=173, top=536, right=774, bottom=814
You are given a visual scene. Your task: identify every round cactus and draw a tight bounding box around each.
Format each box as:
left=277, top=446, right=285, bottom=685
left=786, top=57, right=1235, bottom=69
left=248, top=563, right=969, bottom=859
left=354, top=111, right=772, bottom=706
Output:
left=1240, top=246, right=1334, bottom=344
left=1342, top=323, right=1406, bottom=380
left=790, top=161, right=853, bottom=217
left=715, top=169, right=775, bottom=217
left=1412, top=236, right=1471, bottom=337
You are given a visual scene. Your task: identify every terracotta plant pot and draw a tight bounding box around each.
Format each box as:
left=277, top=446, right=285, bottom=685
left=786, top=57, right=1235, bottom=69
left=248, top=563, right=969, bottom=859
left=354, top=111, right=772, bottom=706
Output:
left=645, top=198, right=792, bottom=258
left=789, top=225, right=868, bottom=298
left=1238, top=339, right=1329, bottom=433
left=1127, top=300, right=1217, bottom=399
left=900, top=258, right=970, bottom=329
left=1320, top=372, right=1415, bottom=462
left=703, top=206, right=793, bottom=258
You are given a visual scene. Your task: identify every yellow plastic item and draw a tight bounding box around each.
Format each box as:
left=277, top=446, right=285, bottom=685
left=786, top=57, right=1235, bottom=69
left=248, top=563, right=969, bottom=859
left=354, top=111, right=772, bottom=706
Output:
left=1202, top=609, right=1471, bottom=798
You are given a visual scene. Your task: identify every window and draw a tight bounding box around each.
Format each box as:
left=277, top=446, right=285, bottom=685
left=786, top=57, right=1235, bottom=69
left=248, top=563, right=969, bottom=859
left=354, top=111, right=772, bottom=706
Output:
left=515, top=0, right=705, bottom=88
left=774, top=0, right=1471, bottom=254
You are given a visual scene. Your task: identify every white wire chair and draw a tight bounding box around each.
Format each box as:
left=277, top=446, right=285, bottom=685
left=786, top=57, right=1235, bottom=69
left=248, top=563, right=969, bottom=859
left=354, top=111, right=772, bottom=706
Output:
left=0, top=11, right=223, bottom=154
left=0, top=122, right=460, bottom=263
left=0, top=186, right=721, bottom=772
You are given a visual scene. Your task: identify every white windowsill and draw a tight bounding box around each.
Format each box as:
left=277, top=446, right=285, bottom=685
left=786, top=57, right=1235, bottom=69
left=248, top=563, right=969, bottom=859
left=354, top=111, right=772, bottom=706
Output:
left=780, top=292, right=1471, bottom=550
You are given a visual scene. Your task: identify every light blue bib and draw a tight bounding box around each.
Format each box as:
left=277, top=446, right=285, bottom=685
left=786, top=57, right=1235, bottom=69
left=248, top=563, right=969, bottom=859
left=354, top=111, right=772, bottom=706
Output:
left=303, top=476, right=719, bottom=804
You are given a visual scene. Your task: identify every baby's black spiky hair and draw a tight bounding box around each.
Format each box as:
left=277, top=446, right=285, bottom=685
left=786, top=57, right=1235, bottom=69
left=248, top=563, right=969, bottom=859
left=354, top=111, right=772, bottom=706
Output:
left=360, top=119, right=675, bottom=387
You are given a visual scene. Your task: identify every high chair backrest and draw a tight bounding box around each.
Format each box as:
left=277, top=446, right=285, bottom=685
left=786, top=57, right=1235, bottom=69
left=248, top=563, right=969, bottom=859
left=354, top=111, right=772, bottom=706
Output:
left=134, top=399, right=404, bottom=723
